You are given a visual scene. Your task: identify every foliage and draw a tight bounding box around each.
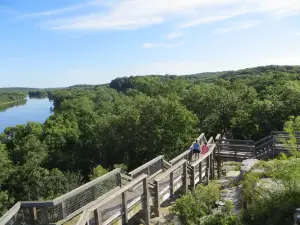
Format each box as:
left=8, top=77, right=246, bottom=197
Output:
left=276, top=152, right=288, bottom=160
left=89, top=165, right=108, bottom=181
left=172, top=183, right=220, bottom=224
left=282, top=116, right=300, bottom=157
left=28, top=90, right=48, bottom=98
left=0, top=91, right=26, bottom=104
left=240, top=158, right=300, bottom=225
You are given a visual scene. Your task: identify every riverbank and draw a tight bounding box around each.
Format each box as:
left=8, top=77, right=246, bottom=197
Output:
left=0, top=100, right=24, bottom=106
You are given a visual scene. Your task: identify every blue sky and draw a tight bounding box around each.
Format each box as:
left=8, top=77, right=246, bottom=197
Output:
left=0, top=0, right=300, bottom=88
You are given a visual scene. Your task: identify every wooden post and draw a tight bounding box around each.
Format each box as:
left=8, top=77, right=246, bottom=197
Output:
left=272, top=134, right=275, bottom=158
left=235, top=148, right=237, bottom=162
left=170, top=172, right=174, bottom=197
left=94, top=208, right=101, bottom=225
left=29, top=207, right=36, bottom=225
left=122, top=192, right=128, bottom=224
left=199, top=162, right=202, bottom=183
left=217, top=140, right=221, bottom=178
left=59, top=202, right=67, bottom=220
left=143, top=177, right=151, bottom=224
left=212, top=158, right=215, bottom=179
left=183, top=162, right=188, bottom=194
left=207, top=156, right=210, bottom=184
left=154, top=180, right=160, bottom=217
left=41, top=207, right=49, bottom=224
left=191, top=166, right=196, bottom=190
left=92, top=186, right=98, bottom=200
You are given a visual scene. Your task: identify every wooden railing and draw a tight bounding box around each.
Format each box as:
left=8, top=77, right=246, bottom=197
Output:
left=153, top=159, right=188, bottom=217
left=254, top=135, right=273, bottom=158
left=6, top=131, right=300, bottom=225
left=190, top=143, right=216, bottom=189
left=128, top=155, right=164, bottom=179
left=0, top=169, right=122, bottom=225
left=76, top=174, right=150, bottom=225
left=170, top=133, right=206, bottom=165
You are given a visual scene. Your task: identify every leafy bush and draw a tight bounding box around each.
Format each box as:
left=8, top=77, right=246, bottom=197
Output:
left=172, top=182, right=220, bottom=225
left=276, top=152, right=288, bottom=160
left=240, top=159, right=300, bottom=225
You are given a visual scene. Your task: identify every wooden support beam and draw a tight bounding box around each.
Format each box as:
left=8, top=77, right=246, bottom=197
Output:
left=41, top=207, right=49, bottom=224
left=94, top=208, right=101, bottom=225
left=199, top=162, right=202, bottom=183
left=183, top=161, right=188, bottom=194
left=207, top=156, right=210, bottom=185
left=154, top=180, right=160, bottom=217
left=29, top=207, right=36, bottom=225
left=59, top=202, right=67, bottom=220
left=143, top=177, right=151, bottom=225
left=212, top=158, right=215, bottom=179
left=122, top=192, right=128, bottom=224
left=191, top=166, right=196, bottom=190
left=170, top=172, right=174, bottom=197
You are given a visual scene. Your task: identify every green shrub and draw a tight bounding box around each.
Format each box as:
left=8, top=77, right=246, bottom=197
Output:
left=276, top=153, right=288, bottom=160
left=172, top=182, right=220, bottom=225
left=202, top=213, right=238, bottom=225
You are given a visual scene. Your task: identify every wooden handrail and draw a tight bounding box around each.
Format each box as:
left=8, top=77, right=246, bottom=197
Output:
left=88, top=174, right=148, bottom=213
left=191, top=144, right=216, bottom=167
left=154, top=159, right=187, bottom=182
left=53, top=168, right=121, bottom=205
left=0, top=202, right=21, bottom=225
left=128, top=156, right=163, bottom=177
left=58, top=187, right=120, bottom=225
left=170, top=150, right=190, bottom=165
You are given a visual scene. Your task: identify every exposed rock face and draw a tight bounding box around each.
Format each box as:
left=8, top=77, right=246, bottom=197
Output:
left=240, top=158, right=259, bottom=173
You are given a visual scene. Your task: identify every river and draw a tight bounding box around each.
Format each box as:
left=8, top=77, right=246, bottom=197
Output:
left=0, top=97, right=53, bottom=133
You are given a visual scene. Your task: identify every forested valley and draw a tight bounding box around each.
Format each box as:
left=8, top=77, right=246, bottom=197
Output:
left=1, top=65, right=300, bottom=220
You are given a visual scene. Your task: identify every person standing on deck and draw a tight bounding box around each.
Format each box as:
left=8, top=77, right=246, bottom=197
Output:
left=201, top=142, right=209, bottom=154
left=192, top=140, right=201, bottom=160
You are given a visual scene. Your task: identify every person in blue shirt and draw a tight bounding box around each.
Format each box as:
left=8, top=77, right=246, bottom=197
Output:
left=192, top=140, right=201, bottom=160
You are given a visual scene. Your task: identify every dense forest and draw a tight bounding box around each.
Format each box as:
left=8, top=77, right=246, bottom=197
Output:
left=0, top=92, right=27, bottom=105
left=1, top=65, right=300, bottom=219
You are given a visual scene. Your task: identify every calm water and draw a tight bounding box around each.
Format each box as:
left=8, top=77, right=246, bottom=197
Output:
left=0, top=98, right=53, bottom=133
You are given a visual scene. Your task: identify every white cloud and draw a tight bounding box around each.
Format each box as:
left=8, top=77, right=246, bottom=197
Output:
left=214, top=20, right=260, bottom=34
left=178, top=6, right=252, bottom=28
left=21, top=0, right=112, bottom=18
left=297, top=32, right=300, bottom=36
left=166, top=32, right=183, bottom=40
left=32, top=0, right=300, bottom=30
left=142, top=42, right=183, bottom=49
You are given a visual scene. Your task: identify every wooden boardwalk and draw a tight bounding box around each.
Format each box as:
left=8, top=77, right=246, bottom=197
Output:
left=2, top=131, right=300, bottom=225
